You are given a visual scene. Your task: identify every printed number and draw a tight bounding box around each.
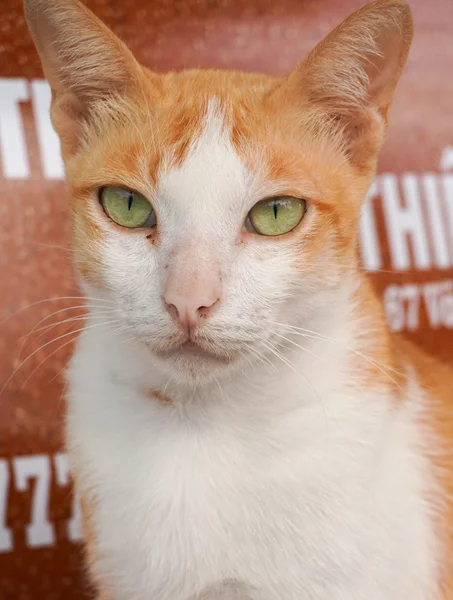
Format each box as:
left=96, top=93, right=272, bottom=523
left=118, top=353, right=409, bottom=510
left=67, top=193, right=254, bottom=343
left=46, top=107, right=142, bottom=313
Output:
left=384, top=280, right=453, bottom=332
left=384, top=285, right=405, bottom=332
left=13, top=455, right=55, bottom=548
left=401, top=284, right=419, bottom=330
left=0, top=460, right=13, bottom=552
left=54, top=453, right=83, bottom=541
left=384, top=284, right=420, bottom=332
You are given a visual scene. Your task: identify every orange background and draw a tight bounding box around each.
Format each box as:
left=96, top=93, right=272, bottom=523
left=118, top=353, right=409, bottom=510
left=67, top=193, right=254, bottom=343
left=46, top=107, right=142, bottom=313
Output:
left=0, top=0, right=452, bottom=598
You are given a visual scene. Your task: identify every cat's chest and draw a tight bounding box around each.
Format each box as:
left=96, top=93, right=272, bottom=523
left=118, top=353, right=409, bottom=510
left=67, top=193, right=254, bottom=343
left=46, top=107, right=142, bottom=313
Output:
left=87, top=419, right=364, bottom=600
left=68, top=383, right=422, bottom=600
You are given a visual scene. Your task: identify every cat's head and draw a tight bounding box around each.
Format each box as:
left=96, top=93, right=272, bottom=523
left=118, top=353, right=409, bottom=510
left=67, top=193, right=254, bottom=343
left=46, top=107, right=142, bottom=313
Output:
left=24, top=0, right=412, bottom=385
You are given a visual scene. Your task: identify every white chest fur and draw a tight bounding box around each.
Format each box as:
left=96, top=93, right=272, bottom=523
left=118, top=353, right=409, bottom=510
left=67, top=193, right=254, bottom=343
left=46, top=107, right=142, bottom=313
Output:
left=66, top=325, right=441, bottom=600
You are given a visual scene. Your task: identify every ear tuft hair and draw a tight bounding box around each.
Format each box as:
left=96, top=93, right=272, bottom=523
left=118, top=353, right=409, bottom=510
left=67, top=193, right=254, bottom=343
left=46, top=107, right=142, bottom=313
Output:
left=24, top=0, right=141, bottom=101
left=24, top=0, right=144, bottom=154
left=271, top=0, right=413, bottom=170
left=299, top=0, right=413, bottom=118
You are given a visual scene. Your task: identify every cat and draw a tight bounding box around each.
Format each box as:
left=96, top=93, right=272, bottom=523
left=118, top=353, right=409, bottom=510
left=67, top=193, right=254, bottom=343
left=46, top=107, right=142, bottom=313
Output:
left=23, top=0, right=453, bottom=598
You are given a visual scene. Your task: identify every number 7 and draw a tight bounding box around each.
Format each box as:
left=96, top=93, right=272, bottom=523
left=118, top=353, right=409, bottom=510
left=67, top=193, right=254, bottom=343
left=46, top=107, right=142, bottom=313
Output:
left=13, top=455, right=55, bottom=548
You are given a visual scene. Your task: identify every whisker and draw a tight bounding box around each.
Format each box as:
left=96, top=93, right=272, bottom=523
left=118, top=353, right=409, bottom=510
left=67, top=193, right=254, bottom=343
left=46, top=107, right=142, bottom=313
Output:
left=19, top=334, right=80, bottom=393
left=249, top=345, right=277, bottom=371
left=272, top=331, right=331, bottom=369
left=281, top=257, right=412, bottom=277
left=213, top=375, right=226, bottom=404
left=262, top=339, right=330, bottom=437
left=240, top=347, right=260, bottom=372
left=18, top=305, right=120, bottom=359
left=162, top=375, right=176, bottom=400
left=28, top=320, right=136, bottom=390
left=1, top=319, right=120, bottom=397
left=264, top=338, right=360, bottom=456
left=23, top=240, right=72, bottom=254
left=0, top=295, right=116, bottom=329
left=273, top=322, right=414, bottom=391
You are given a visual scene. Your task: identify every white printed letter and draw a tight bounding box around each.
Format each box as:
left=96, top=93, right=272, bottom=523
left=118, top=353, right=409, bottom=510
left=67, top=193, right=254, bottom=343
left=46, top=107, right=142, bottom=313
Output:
left=359, top=179, right=382, bottom=271
left=441, top=149, right=453, bottom=255
left=0, top=78, right=30, bottom=179
left=31, top=80, right=64, bottom=180
left=381, top=173, right=430, bottom=270
left=422, top=174, right=451, bottom=269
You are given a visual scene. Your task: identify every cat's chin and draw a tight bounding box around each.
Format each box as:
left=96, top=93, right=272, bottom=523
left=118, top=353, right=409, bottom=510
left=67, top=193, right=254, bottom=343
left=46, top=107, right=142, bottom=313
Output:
left=152, top=341, right=238, bottom=383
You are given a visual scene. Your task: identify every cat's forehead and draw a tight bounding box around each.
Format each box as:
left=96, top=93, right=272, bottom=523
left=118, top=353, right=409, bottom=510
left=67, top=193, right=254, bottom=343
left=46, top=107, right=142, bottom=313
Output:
left=149, top=70, right=275, bottom=171
left=143, top=71, right=345, bottom=204
left=157, top=69, right=277, bottom=99
left=156, top=99, right=256, bottom=228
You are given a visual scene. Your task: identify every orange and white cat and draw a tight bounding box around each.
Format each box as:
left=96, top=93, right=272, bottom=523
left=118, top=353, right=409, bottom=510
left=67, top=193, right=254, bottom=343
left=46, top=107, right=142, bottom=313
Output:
left=24, top=0, right=453, bottom=598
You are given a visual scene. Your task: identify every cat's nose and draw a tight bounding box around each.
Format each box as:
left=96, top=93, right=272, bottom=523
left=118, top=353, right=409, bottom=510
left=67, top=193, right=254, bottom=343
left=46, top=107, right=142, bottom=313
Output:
left=164, top=280, right=220, bottom=330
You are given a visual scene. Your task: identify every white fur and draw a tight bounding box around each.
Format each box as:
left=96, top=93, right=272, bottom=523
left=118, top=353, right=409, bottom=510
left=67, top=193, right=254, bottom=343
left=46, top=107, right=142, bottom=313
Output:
left=67, top=103, right=442, bottom=600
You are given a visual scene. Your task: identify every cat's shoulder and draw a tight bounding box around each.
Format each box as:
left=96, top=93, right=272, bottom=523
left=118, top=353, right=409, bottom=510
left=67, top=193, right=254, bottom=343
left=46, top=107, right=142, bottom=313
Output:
left=395, top=334, right=453, bottom=599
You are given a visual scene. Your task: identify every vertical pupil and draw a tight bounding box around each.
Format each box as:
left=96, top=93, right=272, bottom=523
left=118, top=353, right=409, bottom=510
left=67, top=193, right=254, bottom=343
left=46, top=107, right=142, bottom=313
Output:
left=127, top=191, right=134, bottom=211
left=273, top=199, right=278, bottom=219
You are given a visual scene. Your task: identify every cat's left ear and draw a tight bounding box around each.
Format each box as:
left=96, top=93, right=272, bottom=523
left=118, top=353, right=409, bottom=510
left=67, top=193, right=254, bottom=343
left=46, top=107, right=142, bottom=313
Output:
left=23, top=0, right=144, bottom=155
left=272, top=0, right=413, bottom=170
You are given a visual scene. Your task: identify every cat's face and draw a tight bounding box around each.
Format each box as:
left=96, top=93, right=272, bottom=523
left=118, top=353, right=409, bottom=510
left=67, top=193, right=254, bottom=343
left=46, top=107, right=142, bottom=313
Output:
left=24, top=0, right=413, bottom=384
left=68, top=74, right=363, bottom=384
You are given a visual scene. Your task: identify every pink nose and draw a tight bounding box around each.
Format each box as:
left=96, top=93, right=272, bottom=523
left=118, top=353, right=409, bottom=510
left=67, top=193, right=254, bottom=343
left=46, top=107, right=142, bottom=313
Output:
left=164, top=288, right=220, bottom=330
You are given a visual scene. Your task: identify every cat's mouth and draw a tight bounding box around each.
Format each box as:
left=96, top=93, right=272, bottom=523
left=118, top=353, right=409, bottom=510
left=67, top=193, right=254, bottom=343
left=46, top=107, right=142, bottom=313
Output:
left=154, top=340, right=233, bottom=364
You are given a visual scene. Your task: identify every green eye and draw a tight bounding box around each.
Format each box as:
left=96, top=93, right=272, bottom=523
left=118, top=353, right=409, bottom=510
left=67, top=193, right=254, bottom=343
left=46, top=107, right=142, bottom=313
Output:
left=100, top=186, right=155, bottom=228
left=248, top=196, right=306, bottom=236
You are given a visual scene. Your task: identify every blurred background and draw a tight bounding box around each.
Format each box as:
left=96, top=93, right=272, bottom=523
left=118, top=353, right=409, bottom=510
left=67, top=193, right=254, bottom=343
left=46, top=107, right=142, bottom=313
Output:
left=0, top=0, right=452, bottom=598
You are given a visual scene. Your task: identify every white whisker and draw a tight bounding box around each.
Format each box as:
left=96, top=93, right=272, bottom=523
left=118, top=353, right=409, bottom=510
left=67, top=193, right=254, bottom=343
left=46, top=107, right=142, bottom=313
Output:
left=274, top=322, right=406, bottom=390
left=19, top=306, right=120, bottom=359
left=2, top=319, right=120, bottom=397
left=0, top=295, right=116, bottom=329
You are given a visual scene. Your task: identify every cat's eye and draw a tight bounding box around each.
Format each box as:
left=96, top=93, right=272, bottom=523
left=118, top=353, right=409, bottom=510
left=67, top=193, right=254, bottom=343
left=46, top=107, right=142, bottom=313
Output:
left=100, top=186, right=156, bottom=229
left=248, top=196, right=306, bottom=236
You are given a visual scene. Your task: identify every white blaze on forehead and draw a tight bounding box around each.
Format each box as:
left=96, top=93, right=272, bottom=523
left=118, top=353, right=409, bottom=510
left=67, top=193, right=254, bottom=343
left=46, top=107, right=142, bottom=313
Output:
left=157, top=99, right=253, bottom=235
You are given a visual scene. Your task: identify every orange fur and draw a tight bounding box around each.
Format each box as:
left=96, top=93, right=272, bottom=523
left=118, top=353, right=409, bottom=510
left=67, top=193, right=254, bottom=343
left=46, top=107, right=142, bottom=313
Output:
left=393, top=338, right=453, bottom=598
left=80, top=496, right=99, bottom=568
left=147, top=389, right=174, bottom=405
left=80, top=493, right=115, bottom=599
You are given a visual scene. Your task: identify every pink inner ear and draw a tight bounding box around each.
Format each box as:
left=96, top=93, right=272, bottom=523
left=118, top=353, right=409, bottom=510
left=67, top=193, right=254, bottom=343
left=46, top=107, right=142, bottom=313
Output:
left=50, top=91, right=88, bottom=156
left=365, top=26, right=408, bottom=112
left=280, top=1, right=412, bottom=122
left=265, top=1, right=412, bottom=172
left=24, top=0, right=145, bottom=161
left=24, top=0, right=141, bottom=103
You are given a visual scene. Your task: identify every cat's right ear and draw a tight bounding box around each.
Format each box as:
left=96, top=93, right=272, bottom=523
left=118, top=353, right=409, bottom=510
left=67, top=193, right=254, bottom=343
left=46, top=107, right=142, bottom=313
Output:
left=23, top=0, right=143, bottom=155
